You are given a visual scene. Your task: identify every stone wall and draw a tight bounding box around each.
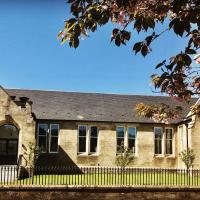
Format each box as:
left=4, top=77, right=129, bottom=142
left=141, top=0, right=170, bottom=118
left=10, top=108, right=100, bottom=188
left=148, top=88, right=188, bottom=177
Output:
left=1, top=186, right=200, bottom=200
left=190, top=116, right=200, bottom=168
left=37, top=120, right=178, bottom=168
left=0, top=87, right=36, bottom=165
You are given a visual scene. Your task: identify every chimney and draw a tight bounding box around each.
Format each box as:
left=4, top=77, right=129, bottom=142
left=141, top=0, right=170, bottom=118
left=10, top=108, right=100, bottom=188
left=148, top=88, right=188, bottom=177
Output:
left=19, top=97, right=29, bottom=108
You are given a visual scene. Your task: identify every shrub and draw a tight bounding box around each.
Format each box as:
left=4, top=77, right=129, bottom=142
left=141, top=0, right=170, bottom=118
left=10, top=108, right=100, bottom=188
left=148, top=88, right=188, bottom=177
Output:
left=179, top=148, right=195, bottom=170
left=116, top=143, right=134, bottom=168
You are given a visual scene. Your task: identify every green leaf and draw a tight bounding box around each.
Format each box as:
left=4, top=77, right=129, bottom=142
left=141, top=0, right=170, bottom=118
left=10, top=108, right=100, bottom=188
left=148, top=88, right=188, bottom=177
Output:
left=73, top=37, right=79, bottom=48
left=133, top=42, right=142, bottom=54
left=74, top=24, right=81, bottom=35
left=134, top=18, right=142, bottom=33
left=115, top=34, right=121, bottom=47
left=170, top=18, right=191, bottom=37
left=61, top=36, right=68, bottom=45
left=112, top=28, right=119, bottom=37
left=121, top=30, right=131, bottom=41
left=143, top=17, right=155, bottom=31
left=98, top=13, right=109, bottom=25
left=169, top=18, right=177, bottom=29
left=185, top=48, right=196, bottom=54
left=66, top=18, right=77, bottom=30
left=141, top=45, right=148, bottom=57
left=91, top=23, right=97, bottom=32
left=146, top=17, right=155, bottom=29
left=155, top=60, right=166, bottom=69
left=57, top=31, right=64, bottom=39
left=166, top=63, right=175, bottom=71
left=145, top=32, right=155, bottom=46
left=174, top=20, right=185, bottom=36
left=70, top=37, right=79, bottom=48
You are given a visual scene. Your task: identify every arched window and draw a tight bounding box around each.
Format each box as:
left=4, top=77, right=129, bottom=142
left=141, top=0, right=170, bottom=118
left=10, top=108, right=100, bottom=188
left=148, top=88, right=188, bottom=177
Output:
left=0, top=125, right=18, bottom=139
left=0, top=125, right=19, bottom=162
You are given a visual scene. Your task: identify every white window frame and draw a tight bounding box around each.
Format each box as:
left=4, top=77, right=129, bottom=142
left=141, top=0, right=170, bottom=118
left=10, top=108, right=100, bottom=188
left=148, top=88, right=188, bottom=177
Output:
left=116, top=126, right=137, bottom=154
left=165, top=128, right=174, bottom=156
left=116, top=126, right=125, bottom=153
left=89, top=126, right=99, bottom=154
left=127, top=126, right=137, bottom=154
left=78, top=125, right=88, bottom=154
left=77, top=125, right=99, bottom=155
left=49, top=124, right=60, bottom=153
left=154, top=127, right=164, bottom=156
left=37, top=123, right=48, bottom=153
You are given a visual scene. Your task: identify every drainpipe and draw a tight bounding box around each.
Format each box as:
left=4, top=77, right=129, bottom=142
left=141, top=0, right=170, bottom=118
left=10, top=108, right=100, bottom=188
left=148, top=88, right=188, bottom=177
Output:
left=179, top=119, right=191, bottom=169
left=185, top=123, right=189, bottom=153
left=185, top=121, right=191, bottom=172
left=181, top=118, right=191, bottom=152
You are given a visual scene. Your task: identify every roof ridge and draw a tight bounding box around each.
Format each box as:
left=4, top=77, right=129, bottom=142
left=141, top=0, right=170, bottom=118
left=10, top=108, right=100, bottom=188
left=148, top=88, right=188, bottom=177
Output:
left=7, top=88, right=198, bottom=99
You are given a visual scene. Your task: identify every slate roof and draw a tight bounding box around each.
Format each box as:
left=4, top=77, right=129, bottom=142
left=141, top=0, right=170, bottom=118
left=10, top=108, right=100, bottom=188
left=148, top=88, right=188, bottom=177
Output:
left=6, top=89, right=198, bottom=124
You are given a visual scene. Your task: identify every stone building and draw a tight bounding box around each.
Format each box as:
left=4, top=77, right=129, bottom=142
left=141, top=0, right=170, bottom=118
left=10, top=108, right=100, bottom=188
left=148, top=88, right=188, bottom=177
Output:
left=0, top=86, right=199, bottom=168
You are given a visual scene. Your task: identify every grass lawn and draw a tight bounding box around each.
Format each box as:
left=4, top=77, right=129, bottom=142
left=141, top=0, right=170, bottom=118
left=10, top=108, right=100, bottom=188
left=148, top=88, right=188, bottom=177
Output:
left=2, top=171, right=200, bottom=186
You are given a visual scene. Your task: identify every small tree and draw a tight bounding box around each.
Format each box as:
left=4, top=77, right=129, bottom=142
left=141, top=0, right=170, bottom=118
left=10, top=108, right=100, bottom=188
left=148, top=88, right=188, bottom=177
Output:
left=23, top=142, right=41, bottom=168
left=22, top=142, right=41, bottom=179
left=116, top=143, right=134, bottom=184
left=179, top=148, right=195, bottom=170
left=116, top=143, right=134, bottom=168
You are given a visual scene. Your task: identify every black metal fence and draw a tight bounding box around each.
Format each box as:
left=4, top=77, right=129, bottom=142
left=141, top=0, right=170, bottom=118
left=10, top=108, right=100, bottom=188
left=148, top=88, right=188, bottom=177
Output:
left=0, top=166, right=200, bottom=186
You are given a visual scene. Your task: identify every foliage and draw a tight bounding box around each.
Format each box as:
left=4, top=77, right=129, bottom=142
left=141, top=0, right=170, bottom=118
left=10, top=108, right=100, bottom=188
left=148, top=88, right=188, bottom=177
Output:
left=58, top=1, right=200, bottom=97
left=179, top=148, right=195, bottom=169
left=135, top=102, right=200, bottom=123
left=58, top=0, right=200, bottom=122
left=135, top=102, right=183, bottom=123
left=58, top=0, right=200, bottom=121
left=116, top=143, right=134, bottom=168
left=23, top=142, right=41, bottom=168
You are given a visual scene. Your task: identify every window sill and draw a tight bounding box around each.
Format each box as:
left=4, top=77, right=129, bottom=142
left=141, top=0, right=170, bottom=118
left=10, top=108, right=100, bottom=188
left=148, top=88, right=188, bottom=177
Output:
left=77, top=153, right=99, bottom=157
left=154, top=154, right=164, bottom=158
left=166, top=155, right=176, bottom=158
left=88, top=153, right=99, bottom=157
left=40, top=151, right=59, bottom=154
left=40, top=151, right=47, bottom=154
left=49, top=152, right=59, bottom=154
left=116, top=152, right=136, bottom=156
left=154, top=154, right=176, bottom=158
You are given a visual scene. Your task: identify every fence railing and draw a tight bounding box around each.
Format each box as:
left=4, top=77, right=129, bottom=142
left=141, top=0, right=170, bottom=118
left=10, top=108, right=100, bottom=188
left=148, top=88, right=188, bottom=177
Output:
left=0, top=166, right=200, bottom=186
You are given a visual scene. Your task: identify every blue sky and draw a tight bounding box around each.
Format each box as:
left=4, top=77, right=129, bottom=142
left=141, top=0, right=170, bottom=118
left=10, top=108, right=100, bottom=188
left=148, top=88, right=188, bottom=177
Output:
left=0, top=0, right=186, bottom=95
